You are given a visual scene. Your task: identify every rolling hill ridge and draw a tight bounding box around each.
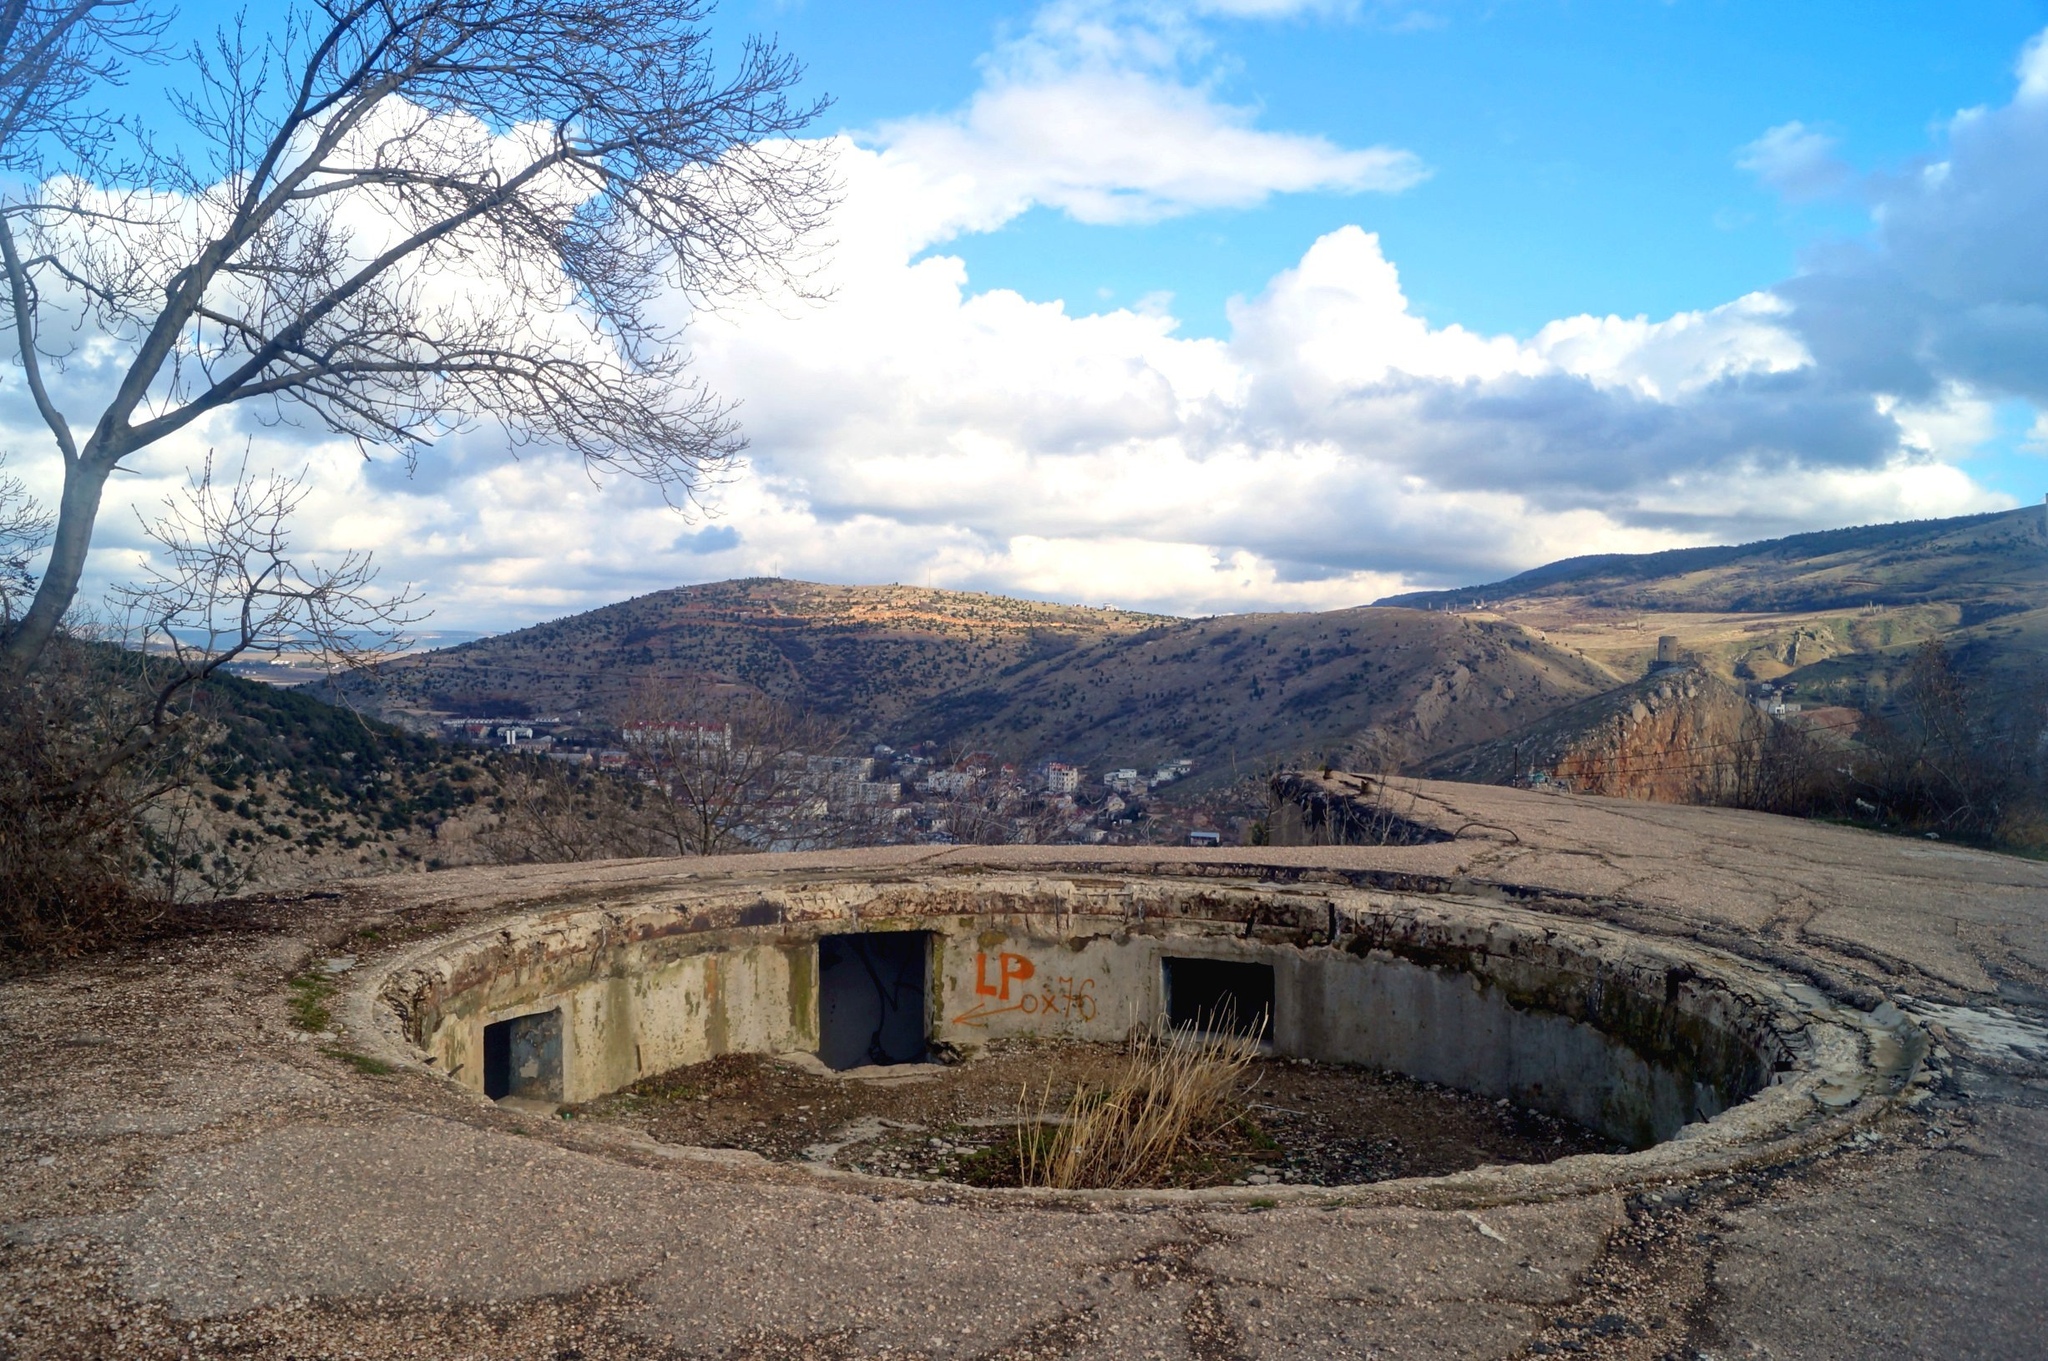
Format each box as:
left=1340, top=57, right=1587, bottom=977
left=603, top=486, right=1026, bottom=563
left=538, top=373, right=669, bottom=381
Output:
left=337, top=582, right=1620, bottom=784
left=330, top=506, right=2045, bottom=794
left=1376, top=506, right=2043, bottom=616
left=903, top=606, right=1616, bottom=780
left=338, top=579, right=1177, bottom=727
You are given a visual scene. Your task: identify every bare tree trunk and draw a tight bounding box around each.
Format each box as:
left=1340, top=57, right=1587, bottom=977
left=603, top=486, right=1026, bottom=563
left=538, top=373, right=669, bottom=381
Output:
left=2, top=454, right=109, bottom=680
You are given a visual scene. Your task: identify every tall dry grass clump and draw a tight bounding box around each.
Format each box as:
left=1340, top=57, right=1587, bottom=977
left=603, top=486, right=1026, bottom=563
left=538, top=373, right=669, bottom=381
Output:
left=1015, top=1018, right=1262, bottom=1190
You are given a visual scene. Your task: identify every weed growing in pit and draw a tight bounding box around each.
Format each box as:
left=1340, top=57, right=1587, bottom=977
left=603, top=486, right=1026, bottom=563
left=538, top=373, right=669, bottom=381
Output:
left=1010, top=1017, right=1264, bottom=1190
left=286, top=971, right=337, bottom=1031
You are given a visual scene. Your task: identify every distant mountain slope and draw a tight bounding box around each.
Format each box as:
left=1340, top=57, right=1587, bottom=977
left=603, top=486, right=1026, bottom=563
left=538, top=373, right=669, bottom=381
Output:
left=1372, top=506, right=2048, bottom=707
left=336, top=579, right=1177, bottom=726
left=1377, top=507, right=2043, bottom=616
left=332, top=581, right=1620, bottom=783
left=332, top=502, right=2044, bottom=792
left=890, top=607, right=1618, bottom=783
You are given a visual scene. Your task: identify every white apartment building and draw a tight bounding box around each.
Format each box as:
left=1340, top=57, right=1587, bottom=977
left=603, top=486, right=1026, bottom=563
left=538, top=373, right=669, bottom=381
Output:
left=924, top=769, right=977, bottom=796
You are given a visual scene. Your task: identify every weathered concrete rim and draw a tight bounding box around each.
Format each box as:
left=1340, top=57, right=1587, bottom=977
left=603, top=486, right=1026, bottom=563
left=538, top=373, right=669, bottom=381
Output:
left=337, top=863, right=1930, bottom=1211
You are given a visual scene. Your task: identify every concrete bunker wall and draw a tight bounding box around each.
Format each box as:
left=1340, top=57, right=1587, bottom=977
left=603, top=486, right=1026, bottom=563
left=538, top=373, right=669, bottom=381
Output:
left=385, top=878, right=1792, bottom=1149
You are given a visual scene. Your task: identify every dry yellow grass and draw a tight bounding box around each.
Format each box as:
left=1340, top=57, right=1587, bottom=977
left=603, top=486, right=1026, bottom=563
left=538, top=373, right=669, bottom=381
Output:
left=1014, top=1019, right=1262, bottom=1190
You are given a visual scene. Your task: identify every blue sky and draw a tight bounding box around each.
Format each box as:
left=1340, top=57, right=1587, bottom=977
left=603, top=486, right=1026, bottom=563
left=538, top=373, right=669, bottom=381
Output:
left=738, top=1, right=2041, bottom=334
left=131, top=1, right=2047, bottom=341
left=742, top=0, right=2048, bottom=506
left=16, top=0, right=2048, bottom=628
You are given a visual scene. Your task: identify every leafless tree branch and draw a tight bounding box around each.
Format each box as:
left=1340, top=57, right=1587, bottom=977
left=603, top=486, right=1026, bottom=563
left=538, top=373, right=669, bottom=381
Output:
left=0, top=454, right=53, bottom=624
left=68, top=451, right=424, bottom=789
left=1, top=0, right=833, bottom=679
left=0, top=0, right=166, bottom=175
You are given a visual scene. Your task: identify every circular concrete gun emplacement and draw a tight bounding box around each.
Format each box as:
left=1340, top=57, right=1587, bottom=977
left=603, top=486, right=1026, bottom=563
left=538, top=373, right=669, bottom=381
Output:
left=356, top=869, right=1926, bottom=1204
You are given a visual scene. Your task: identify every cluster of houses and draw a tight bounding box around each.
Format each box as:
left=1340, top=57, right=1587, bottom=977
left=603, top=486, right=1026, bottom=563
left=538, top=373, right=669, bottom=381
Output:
left=1100, top=759, right=1195, bottom=794
left=439, top=715, right=578, bottom=755
left=437, top=714, right=1214, bottom=847
left=868, top=748, right=1203, bottom=845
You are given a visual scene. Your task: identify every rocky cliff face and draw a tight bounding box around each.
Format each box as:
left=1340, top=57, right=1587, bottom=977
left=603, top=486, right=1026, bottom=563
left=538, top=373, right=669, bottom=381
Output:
left=1422, top=663, right=1758, bottom=802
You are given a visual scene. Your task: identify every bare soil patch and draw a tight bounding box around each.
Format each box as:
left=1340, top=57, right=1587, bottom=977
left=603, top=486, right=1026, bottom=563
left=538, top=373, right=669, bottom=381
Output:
left=567, top=1040, right=1623, bottom=1190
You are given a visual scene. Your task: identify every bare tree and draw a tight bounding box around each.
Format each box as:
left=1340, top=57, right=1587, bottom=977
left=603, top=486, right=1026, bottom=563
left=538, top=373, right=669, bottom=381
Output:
left=1, top=0, right=831, bottom=680
left=1, top=454, right=418, bottom=949
left=98, top=452, right=421, bottom=781
left=1, top=635, right=154, bottom=952
left=478, top=755, right=657, bottom=865
left=916, top=770, right=1064, bottom=845
left=1710, top=642, right=2047, bottom=850
left=1716, top=705, right=1834, bottom=816
left=1857, top=642, right=2047, bottom=840
left=623, top=689, right=846, bottom=855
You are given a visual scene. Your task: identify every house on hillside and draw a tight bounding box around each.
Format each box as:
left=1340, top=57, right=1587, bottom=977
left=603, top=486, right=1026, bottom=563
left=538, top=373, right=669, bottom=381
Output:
left=924, top=768, right=976, bottom=796
left=1151, top=758, right=1193, bottom=787
left=1105, top=768, right=1144, bottom=794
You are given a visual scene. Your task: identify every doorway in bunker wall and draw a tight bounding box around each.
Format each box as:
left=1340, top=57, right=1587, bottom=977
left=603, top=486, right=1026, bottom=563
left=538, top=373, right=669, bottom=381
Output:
left=1163, top=957, right=1274, bottom=1039
left=483, top=1008, right=563, bottom=1101
left=818, top=931, right=931, bottom=1070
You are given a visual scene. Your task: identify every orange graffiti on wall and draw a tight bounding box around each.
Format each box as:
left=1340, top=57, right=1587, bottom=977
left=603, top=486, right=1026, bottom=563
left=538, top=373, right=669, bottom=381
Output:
left=954, top=952, right=1098, bottom=1027
left=974, top=951, right=1035, bottom=999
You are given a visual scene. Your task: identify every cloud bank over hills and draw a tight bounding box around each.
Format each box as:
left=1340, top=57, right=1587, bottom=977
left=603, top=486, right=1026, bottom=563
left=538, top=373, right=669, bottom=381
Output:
left=3, top=2, right=2040, bottom=632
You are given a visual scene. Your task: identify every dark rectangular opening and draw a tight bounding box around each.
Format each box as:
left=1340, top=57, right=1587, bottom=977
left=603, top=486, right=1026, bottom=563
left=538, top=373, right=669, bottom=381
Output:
left=1163, top=957, right=1274, bottom=1038
left=818, top=931, right=930, bottom=1070
left=482, top=1008, right=563, bottom=1101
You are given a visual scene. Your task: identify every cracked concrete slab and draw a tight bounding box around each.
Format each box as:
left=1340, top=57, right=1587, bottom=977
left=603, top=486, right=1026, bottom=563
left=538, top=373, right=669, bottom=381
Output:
left=1905, top=1000, right=2048, bottom=1068
left=1219, top=1292, right=1537, bottom=1360
left=64, top=1115, right=692, bottom=1315
left=1191, top=1200, right=1624, bottom=1360
left=627, top=1194, right=1170, bottom=1356
left=1703, top=1102, right=2048, bottom=1360
left=1194, top=1198, right=1622, bottom=1308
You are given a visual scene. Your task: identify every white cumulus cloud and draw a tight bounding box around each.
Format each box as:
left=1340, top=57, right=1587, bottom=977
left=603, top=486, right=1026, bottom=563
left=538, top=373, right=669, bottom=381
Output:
left=1738, top=121, right=1850, bottom=200
left=1, top=8, right=2037, bottom=634
left=869, top=0, right=1424, bottom=242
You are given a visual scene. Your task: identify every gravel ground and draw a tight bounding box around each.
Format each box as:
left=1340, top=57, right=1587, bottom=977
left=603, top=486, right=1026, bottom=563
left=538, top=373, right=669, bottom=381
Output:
left=570, top=1045, right=1621, bottom=1189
